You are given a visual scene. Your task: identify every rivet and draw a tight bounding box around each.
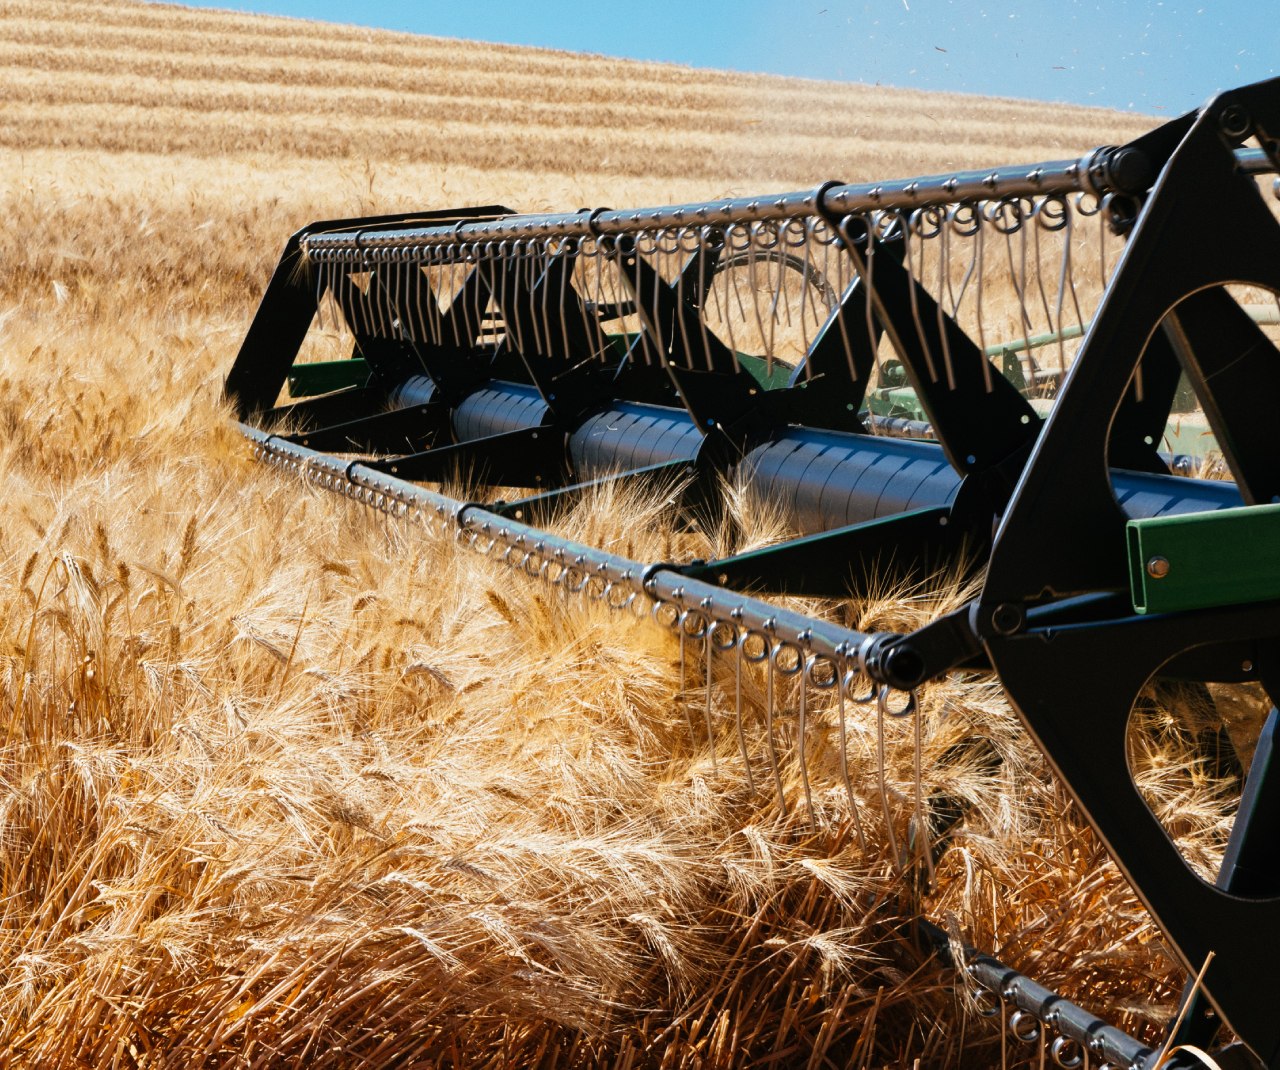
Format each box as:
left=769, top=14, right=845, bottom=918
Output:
left=1146, top=556, right=1171, bottom=579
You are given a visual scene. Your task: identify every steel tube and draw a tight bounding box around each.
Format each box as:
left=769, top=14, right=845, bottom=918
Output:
left=239, top=423, right=890, bottom=680
left=300, top=154, right=1105, bottom=257
left=299, top=148, right=1277, bottom=261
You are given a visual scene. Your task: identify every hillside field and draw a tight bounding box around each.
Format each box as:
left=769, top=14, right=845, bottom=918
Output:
left=0, top=2, right=1217, bottom=1066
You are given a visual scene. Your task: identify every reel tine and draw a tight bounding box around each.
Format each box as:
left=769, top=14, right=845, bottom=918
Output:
left=735, top=624, right=755, bottom=794
left=751, top=628, right=786, bottom=815
left=876, top=684, right=903, bottom=873
left=913, top=691, right=935, bottom=887
left=703, top=607, right=717, bottom=774
left=900, top=211, right=939, bottom=383
left=838, top=668, right=868, bottom=855
left=798, top=652, right=816, bottom=829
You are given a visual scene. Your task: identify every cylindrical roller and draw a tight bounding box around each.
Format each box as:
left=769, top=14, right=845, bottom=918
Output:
left=399, top=376, right=1243, bottom=534
left=570, top=402, right=703, bottom=478
left=388, top=375, right=437, bottom=408
left=740, top=426, right=1243, bottom=535
left=739, top=429, right=962, bottom=533
left=1112, top=466, right=1241, bottom=517
left=452, top=382, right=549, bottom=441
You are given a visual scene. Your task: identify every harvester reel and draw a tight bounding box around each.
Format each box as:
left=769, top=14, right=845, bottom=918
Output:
left=227, top=77, right=1280, bottom=1069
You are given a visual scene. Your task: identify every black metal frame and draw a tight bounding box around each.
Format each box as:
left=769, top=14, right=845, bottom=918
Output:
left=226, top=78, right=1280, bottom=1068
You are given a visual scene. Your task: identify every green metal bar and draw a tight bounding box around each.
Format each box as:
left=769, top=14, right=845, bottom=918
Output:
left=286, top=358, right=370, bottom=398
left=983, top=322, right=1086, bottom=361
left=1128, top=501, right=1280, bottom=614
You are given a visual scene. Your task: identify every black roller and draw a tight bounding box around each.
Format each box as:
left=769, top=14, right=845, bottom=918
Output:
left=569, top=402, right=704, bottom=478
left=739, top=425, right=1242, bottom=535
left=452, top=382, right=550, bottom=441
left=389, top=375, right=437, bottom=408
left=738, top=430, right=961, bottom=533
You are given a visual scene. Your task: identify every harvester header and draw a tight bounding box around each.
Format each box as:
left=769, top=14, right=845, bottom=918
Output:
left=228, top=78, right=1280, bottom=1069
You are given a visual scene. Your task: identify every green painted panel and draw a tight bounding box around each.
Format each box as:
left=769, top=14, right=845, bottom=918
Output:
left=288, top=359, right=370, bottom=397
left=1128, top=501, right=1280, bottom=614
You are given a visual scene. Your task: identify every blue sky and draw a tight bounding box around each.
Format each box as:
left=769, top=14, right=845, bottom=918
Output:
left=181, top=0, right=1278, bottom=115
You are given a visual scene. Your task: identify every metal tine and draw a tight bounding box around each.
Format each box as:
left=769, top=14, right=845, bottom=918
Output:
left=747, top=628, right=786, bottom=814
left=837, top=669, right=869, bottom=854
left=797, top=221, right=817, bottom=371
left=678, top=610, right=698, bottom=750
left=585, top=244, right=611, bottom=362
left=1000, top=202, right=1037, bottom=381
left=765, top=646, right=786, bottom=814
left=671, top=229, right=698, bottom=372
left=623, top=243, right=657, bottom=367
left=688, top=234, right=715, bottom=373
left=734, top=627, right=756, bottom=794
left=797, top=652, right=816, bottom=829
left=861, top=221, right=885, bottom=421
left=972, top=217, right=995, bottom=393
left=606, top=244, right=627, bottom=361
left=380, top=257, right=396, bottom=339
left=391, top=261, right=407, bottom=341
left=825, top=241, right=861, bottom=385
left=367, top=256, right=388, bottom=340
left=1059, top=206, right=1085, bottom=383
left=651, top=235, right=674, bottom=368
left=445, top=253, right=465, bottom=348
left=900, top=209, right=940, bottom=384
left=469, top=245, right=487, bottom=353
left=339, top=266, right=360, bottom=339
left=483, top=243, right=504, bottom=355
left=944, top=207, right=977, bottom=322
left=536, top=238, right=556, bottom=360
left=525, top=240, right=547, bottom=359
left=1029, top=199, right=1059, bottom=389
left=767, top=238, right=784, bottom=368
left=703, top=607, right=718, bottom=774
left=746, top=234, right=771, bottom=377
left=875, top=683, right=903, bottom=872
left=913, top=692, right=936, bottom=887
left=327, top=260, right=343, bottom=338
left=422, top=255, right=443, bottom=347
left=573, top=248, right=594, bottom=360
left=504, top=244, right=526, bottom=357
left=409, top=256, right=425, bottom=345
left=719, top=231, right=748, bottom=363
left=555, top=239, right=572, bottom=363
left=374, top=264, right=389, bottom=340
left=936, top=214, right=958, bottom=391
left=312, top=253, right=327, bottom=335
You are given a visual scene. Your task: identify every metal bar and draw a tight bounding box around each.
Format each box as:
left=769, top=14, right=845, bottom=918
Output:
left=237, top=422, right=896, bottom=682
left=304, top=144, right=1279, bottom=262
left=1128, top=502, right=1280, bottom=614
left=915, top=916, right=1165, bottom=1069
left=298, top=147, right=1167, bottom=258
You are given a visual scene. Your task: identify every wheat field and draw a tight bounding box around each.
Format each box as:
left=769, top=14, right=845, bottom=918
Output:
left=0, top=1, right=1231, bottom=1066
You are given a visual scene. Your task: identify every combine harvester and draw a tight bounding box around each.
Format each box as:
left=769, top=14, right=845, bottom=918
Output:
left=227, top=77, right=1280, bottom=1068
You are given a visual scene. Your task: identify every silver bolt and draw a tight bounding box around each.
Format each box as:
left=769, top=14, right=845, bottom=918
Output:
left=1146, top=556, right=1171, bottom=579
